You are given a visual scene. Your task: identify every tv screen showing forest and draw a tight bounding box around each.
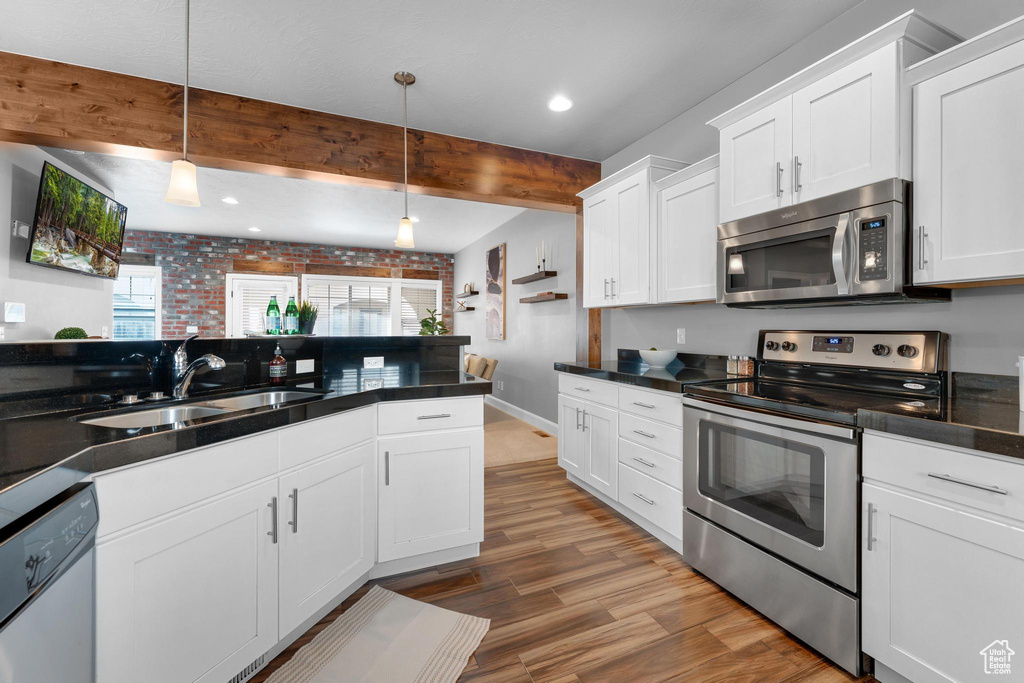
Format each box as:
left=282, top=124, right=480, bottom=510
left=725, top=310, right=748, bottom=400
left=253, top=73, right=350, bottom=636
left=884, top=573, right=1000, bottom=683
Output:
left=27, top=162, right=127, bottom=279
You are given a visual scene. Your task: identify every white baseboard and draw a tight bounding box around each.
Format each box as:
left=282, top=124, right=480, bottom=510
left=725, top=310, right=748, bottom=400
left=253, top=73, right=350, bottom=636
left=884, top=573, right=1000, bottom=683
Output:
left=485, top=395, right=557, bottom=434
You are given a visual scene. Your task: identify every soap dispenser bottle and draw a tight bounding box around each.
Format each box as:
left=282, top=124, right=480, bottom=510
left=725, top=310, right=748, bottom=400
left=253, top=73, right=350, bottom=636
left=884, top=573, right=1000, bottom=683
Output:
left=270, top=344, right=287, bottom=384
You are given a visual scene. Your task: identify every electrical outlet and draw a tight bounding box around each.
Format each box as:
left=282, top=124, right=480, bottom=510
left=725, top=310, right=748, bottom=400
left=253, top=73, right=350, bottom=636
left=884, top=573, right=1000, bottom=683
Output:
left=362, top=378, right=384, bottom=390
left=0, top=326, right=5, bottom=339
left=363, top=356, right=384, bottom=369
left=101, top=325, right=109, bottom=339
left=496, top=380, right=503, bottom=390
left=186, top=325, right=199, bottom=334
left=296, top=358, right=315, bottom=373
left=676, top=328, right=686, bottom=344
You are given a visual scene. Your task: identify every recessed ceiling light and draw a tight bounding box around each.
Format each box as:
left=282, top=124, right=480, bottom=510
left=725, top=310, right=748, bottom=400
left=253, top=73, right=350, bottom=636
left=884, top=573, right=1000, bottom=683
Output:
left=248, top=226, right=261, bottom=232
left=548, top=95, right=574, bottom=112
left=410, top=216, right=420, bottom=223
left=221, top=196, right=239, bottom=205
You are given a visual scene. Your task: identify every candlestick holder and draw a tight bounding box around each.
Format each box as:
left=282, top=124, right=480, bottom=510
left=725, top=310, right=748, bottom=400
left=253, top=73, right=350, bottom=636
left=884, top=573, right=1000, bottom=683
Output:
left=542, top=258, right=546, bottom=271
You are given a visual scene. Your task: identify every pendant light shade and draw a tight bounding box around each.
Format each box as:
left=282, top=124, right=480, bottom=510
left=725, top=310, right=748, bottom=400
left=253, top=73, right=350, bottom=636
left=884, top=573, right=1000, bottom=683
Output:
left=394, top=71, right=416, bottom=248
left=166, top=0, right=200, bottom=207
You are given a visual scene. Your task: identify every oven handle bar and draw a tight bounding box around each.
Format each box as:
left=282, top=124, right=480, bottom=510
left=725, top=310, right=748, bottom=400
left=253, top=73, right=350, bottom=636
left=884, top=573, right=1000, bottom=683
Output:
left=682, top=396, right=856, bottom=440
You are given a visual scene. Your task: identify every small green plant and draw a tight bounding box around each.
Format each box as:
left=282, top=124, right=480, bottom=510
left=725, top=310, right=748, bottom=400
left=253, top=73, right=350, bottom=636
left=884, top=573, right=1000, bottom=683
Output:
left=297, top=301, right=318, bottom=322
left=419, top=308, right=451, bottom=336
left=55, top=326, right=89, bottom=340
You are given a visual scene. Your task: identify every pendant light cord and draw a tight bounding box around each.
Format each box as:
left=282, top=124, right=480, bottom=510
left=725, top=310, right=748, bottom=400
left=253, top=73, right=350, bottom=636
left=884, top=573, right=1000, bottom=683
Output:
left=183, top=0, right=190, bottom=161
left=403, top=79, right=408, bottom=216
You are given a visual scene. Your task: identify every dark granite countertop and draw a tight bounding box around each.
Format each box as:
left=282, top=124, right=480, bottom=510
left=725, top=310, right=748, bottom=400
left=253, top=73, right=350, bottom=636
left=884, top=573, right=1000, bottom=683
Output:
left=0, top=370, right=490, bottom=533
left=554, top=350, right=736, bottom=393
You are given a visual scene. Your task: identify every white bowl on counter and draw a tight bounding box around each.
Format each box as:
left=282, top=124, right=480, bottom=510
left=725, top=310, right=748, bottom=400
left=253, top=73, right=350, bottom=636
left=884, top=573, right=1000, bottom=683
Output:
left=638, top=349, right=678, bottom=368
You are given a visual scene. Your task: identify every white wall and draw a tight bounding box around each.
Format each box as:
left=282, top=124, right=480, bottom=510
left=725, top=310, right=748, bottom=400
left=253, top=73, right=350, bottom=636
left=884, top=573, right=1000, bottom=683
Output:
left=454, top=209, right=576, bottom=423
left=0, top=143, right=114, bottom=341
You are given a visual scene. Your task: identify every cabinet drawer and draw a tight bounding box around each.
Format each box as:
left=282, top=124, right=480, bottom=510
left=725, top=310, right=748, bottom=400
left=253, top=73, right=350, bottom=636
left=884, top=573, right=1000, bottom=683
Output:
left=619, top=412, right=683, bottom=458
left=279, top=406, right=374, bottom=470
left=618, top=439, right=682, bottom=490
left=617, top=464, right=682, bottom=539
left=864, top=432, right=1024, bottom=523
left=618, top=386, right=683, bottom=426
left=94, top=432, right=278, bottom=538
left=377, top=396, right=483, bottom=436
left=558, top=374, right=617, bottom=407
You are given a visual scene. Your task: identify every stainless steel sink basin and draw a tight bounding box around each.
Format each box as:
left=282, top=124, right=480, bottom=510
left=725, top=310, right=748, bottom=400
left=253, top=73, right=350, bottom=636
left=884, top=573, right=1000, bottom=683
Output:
left=196, top=390, right=322, bottom=411
left=80, top=406, right=231, bottom=429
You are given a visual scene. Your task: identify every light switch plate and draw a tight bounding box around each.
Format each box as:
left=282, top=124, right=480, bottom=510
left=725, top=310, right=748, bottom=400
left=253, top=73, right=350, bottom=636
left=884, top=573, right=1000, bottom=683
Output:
left=363, top=356, right=384, bottom=369
left=296, top=358, right=315, bottom=373
left=3, top=302, right=25, bottom=323
left=676, top=328, right=686, bottom=344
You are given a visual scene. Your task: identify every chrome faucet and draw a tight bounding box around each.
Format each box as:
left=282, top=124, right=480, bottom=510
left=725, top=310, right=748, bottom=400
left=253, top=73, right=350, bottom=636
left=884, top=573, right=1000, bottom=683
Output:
left=172, top=335, right=226, bottom=399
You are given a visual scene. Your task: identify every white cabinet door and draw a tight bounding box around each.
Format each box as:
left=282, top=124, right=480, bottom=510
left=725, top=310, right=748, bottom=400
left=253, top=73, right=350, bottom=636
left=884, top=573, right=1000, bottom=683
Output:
left=792, top=44, right=898, bottom=202
left=583, top=402, right=618, bottom=500
left=96, top=480, right=279, bottom=683
left=612, top=170, right=651, bottom=305
left=583, top=192, right=614, bottom=308
left=557, top=394, right=585, bottom=477
left=278, top=443, right=375, bottom=636
left=914, top=38, right=1024, bottom=285
left=377, top=430, right=484, bottom=562
left=657, top=166, right=719, bottom=303
left=862, top=484, right=1024, bottom=683
left=719, top=97, right=793, bottom=223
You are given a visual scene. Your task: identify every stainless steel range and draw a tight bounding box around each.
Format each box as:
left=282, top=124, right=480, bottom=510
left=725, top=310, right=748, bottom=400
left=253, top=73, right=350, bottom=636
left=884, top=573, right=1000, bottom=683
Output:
left=682, top=330, right=948, bottom=676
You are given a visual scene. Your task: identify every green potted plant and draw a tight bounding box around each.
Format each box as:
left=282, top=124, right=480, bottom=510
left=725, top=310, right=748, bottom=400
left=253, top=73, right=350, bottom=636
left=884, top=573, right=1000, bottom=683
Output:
left=297, top=301, right=318, bottom=335
left=54, top=326, right=89, bottom=340
left=418, top=308, right=450, bottom=336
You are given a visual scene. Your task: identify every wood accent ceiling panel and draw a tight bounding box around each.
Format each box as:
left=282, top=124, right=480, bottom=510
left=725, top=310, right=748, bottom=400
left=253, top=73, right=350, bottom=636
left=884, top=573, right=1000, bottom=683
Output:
left=0, top=52, right=600, bottom=211
left=232, top=260, right=295, bottom=274
left=401, top=269, right=441, bottom=281
left=304, top=263, right=391, bottom=278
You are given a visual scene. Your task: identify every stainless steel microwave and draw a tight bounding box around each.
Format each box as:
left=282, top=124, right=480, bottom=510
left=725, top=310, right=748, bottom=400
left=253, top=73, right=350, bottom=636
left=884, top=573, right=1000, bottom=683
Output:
left=716, top=179, right=949, bottom=307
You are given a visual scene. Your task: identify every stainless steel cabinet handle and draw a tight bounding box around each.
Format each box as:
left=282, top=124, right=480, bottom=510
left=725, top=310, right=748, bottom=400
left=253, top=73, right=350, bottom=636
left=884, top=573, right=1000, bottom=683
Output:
left=776, top=162, right=784, bottom=198
left=632, top=457, right=655, bottom=468
left=633, top=429, right=656, bottom=439
left=918, top=226, right=928, bottom=270
left=633, top=492, right=655, bottom=505
left=417, top=413, right=451, bottom=420
left=582, top=410, right=588, bottom=431
left=575, top=407, right=581, bottom=430
left=574, top=386, right=591, bottom=392
left=610, top=278, right=617, bottom=297
left=288, top=488, right=298, bottom=533
left=604, top=278, right=610, bottom=299
left=927, top=472, right=1008, bottom=495
left=385, top=451, right=390, bottom=486
left=267, top=497, right=278, bottom=544
left=866, top=502, right=876, bottom=551
left=632, top=402, right=656, bottom=409
left=793, top=155, right=802, bottom=192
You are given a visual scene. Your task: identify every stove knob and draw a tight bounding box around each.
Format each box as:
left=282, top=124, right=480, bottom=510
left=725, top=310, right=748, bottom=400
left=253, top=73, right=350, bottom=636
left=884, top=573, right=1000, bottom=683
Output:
left=781, top=341, right=797, bottom=352
left=897, top=344, right=919, bottom=358
left=871, top=344, right=891, bottom=357
left=765, top=341, right=780, bottom=351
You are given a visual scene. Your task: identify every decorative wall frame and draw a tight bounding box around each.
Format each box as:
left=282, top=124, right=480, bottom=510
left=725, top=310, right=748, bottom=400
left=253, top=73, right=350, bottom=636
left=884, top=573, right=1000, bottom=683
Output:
left=485, top=243, right=506, bottom=340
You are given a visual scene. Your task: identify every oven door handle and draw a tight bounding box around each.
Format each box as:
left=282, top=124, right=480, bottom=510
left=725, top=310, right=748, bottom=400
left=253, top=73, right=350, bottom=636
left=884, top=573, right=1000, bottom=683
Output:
left=831, top=212, right=853, bottom=296
left=682, top=396, right=856, bottom=440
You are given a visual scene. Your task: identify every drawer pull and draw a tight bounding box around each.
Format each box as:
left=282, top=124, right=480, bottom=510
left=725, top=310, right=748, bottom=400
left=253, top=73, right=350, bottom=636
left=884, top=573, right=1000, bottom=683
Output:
left=633, top=429, right=656, bottom=439
left=632, top=402, right=656, bottom=409
left=417, top=413, right=452, bottom=420
left=632, top=457, right=655, bottom=468
left=927, top=472, right=1008, bottom=496
left=574, top=386, right=591, bottom=393
left=632, top=492, right=655, bottom=506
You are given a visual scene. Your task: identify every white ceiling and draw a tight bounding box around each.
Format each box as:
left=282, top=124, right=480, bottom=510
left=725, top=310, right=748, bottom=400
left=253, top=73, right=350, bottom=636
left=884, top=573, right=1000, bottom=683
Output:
left=46, top=149, right=526, bottom=254
left=7, top=0, right=861, bottom=161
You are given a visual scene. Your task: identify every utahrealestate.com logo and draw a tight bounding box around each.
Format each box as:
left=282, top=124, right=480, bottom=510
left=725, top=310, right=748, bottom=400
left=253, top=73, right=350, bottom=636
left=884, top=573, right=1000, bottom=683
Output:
left=980, top=640, right=1014, bottom=675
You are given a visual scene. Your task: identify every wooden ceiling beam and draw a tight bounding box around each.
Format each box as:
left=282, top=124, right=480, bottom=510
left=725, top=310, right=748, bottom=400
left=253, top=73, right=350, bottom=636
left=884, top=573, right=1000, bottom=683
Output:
left=0, top=52, right=600, bottom=212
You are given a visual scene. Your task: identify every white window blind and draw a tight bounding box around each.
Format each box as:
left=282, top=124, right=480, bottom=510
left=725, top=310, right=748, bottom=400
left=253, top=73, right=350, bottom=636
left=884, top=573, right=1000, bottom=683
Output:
left=304, top=276, right=392, bottom=336
left=112, top=265, right=161, bottom=340
left=225, top=274, right=298, bottom=337
left=400, top=284, right=442, bottom=336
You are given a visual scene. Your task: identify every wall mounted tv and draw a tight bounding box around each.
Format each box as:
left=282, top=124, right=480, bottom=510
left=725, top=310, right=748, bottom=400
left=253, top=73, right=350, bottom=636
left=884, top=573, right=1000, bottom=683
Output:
left=26, top=161, right=127, bottom=279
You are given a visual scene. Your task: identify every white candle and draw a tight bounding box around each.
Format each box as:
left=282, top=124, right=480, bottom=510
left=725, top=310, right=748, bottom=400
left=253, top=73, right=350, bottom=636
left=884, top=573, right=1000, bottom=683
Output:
left=542, top=240, right=545, bottom=263
left=536, top=247, right=540, bottom=267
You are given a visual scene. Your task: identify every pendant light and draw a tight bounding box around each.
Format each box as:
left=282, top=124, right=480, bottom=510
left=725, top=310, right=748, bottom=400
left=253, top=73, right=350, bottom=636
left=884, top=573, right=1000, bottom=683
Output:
left=165, top=0, right=201, bottom=206
left=394, top=71, right=416, bottom=248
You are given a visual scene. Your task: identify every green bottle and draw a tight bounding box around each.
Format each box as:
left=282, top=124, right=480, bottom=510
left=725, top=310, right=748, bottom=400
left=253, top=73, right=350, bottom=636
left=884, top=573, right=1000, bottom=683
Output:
left=265, top=296, right=281, bottom=335
left=283, top=296, right=299, bottom=335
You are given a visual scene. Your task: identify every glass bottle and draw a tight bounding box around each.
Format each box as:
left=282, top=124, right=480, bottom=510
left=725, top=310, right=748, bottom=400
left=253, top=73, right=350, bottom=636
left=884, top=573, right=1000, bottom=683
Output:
left=270, top=344, right=287, bottom=384
left=283, top=296, right=299, bottom=335
left=265, top=296, right=281, bottom=335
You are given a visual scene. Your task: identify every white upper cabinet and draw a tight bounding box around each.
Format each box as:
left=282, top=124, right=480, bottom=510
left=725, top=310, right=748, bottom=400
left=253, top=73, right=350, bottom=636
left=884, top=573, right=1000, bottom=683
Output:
left=710, top=11, right=960, bottom=224
left=911, top=17, right=1024, bottom=286
left=579, top=156, right=688, bottom=308
left=654, top=155, right=720, bottom=303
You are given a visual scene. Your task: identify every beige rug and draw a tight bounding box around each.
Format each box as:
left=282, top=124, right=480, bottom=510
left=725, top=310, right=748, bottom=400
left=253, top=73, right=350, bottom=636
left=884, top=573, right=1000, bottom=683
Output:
left=267, top=586, right=489, bottom=683
left=484, top=403, right=558, bottom=467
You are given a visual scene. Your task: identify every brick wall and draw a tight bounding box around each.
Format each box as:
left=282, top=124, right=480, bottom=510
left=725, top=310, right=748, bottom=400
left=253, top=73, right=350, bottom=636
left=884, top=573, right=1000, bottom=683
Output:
left=123, top=230, right=454, bottom=338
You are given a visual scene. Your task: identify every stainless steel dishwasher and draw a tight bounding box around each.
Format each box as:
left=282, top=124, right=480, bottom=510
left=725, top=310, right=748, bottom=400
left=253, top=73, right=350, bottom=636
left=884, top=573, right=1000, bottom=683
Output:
left=0, top=483, right=98, bottom=683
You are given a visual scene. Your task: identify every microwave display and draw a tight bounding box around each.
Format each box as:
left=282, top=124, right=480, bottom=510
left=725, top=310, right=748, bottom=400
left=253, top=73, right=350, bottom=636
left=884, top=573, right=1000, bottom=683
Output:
left=858, top=217, right=888, bottom=281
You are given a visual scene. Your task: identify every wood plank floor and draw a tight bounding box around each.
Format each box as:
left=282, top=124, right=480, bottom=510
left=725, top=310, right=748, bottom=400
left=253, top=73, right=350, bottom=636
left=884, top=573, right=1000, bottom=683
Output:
left=251, top=459, right=873, bottom=682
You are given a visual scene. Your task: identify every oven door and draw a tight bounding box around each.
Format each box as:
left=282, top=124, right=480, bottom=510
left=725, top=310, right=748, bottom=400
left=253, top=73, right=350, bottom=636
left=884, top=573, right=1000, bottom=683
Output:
left=683, top=398, right=858, bottom=592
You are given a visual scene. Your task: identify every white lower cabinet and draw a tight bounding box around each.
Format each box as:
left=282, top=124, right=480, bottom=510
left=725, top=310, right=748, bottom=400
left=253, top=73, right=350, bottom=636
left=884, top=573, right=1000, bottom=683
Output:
left=583, top=403, right=618, bottom=500
left=96, top=480, right=280, bottom=683
left=377, top=429, right=484, bottom=562
left=557, top=394, right=585, bottom=477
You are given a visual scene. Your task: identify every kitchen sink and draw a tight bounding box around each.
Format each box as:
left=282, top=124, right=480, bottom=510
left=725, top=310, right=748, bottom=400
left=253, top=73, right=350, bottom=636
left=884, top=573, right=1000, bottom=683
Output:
left=196, top=390, right=323, bottom=411
left=79, top=406, right=231, bottom=429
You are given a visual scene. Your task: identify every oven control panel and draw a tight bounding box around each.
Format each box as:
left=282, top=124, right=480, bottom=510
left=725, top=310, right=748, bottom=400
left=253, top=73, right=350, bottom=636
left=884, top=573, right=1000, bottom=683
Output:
left=760, top=331, right=943, bottom=372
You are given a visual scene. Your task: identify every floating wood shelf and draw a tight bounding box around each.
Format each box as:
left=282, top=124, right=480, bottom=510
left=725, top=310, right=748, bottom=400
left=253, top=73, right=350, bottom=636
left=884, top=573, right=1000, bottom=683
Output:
left=519, top=293, right=568, bottom=304
left=456, top=290, right=479, bottom=298
left=456, top=306, right=476, bottom=312
left=512, top=270, right=557, bottom=285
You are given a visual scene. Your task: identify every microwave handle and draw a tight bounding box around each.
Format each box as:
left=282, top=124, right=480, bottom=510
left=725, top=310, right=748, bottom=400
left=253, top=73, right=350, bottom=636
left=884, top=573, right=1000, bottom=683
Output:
left=831, top=212, right=852, bottom=296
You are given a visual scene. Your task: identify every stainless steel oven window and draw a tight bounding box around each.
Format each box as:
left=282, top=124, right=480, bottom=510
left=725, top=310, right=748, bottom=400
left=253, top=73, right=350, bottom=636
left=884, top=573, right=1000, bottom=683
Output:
left=698, top=420, right=826, bottom=547
left=724, top=228, right=836, bottom=295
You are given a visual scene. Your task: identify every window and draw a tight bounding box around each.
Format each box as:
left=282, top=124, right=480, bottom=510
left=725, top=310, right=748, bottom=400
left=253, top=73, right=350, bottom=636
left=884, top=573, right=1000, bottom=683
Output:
left=112, top=265, right=161, bottom=340
left=301, top=275, right=441, bottom=337
left=400, top=283, right=442, bottom=335
left=225, top=273, right=299, bottom=337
